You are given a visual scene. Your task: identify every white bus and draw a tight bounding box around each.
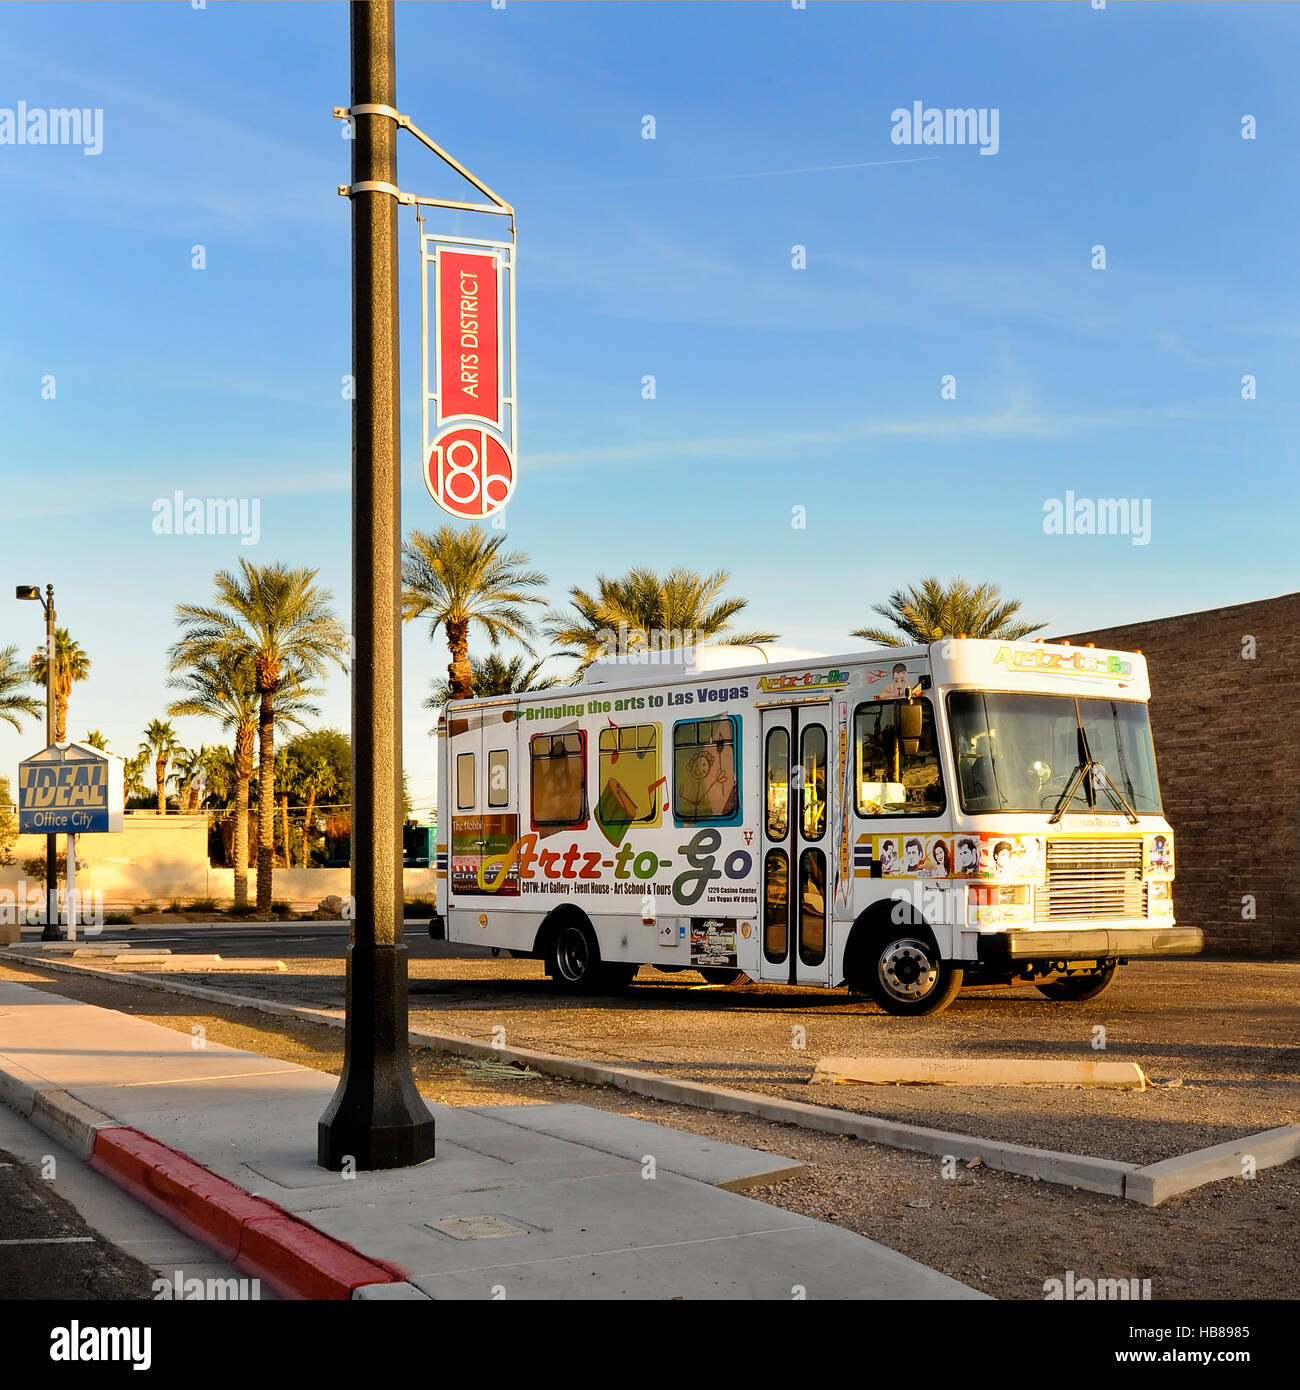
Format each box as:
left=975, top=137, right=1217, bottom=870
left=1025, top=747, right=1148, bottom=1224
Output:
left=431, top=639, right=1200, bottom=1016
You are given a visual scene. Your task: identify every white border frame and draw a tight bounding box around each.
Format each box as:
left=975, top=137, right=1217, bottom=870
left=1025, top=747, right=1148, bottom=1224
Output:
left=421, top=231, right=517, bottom=495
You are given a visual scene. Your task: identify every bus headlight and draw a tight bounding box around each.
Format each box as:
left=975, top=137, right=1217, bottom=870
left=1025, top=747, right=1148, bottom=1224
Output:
left=969, top=883, right=1031, bottom=926
left=1149, top=880, right=1174, bottom=916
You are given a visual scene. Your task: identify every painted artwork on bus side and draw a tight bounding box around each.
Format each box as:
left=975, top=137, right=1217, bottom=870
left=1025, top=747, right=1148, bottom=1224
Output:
left=874, top=833, right=1045, bottom=881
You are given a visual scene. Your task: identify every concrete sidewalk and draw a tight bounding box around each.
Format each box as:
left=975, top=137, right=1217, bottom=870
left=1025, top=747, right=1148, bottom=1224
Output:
left=0, top=980, right=982, bottom=1301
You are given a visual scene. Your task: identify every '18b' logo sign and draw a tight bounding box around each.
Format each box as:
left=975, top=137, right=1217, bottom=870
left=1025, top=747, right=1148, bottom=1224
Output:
left=425, top=427, right=516, bottom=519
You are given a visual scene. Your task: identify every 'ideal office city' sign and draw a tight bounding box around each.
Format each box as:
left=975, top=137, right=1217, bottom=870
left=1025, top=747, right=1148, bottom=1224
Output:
left=421, top=234, right=518, bottom=519
left=18, top=743, right=123, bottom=833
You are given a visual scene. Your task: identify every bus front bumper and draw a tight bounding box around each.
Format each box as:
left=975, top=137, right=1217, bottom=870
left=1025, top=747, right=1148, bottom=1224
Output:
left=978, top=925, right=1203, bottom=965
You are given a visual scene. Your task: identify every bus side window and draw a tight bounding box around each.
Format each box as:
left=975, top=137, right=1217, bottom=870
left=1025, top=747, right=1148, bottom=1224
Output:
left=530, top=732, right=587, bottom=830
left=597, top=724, right=662, bottom=827
left=672, top=717, right=741, bottom=825
left=488, top=749, right=509, bottom=808
left=456, top=752, right=475, bottom=810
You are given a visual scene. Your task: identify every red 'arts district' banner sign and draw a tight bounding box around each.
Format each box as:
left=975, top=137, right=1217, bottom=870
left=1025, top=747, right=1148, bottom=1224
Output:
left=422, top=234, right=517, bottom=519
left=437, top=250, right=500, bottom=427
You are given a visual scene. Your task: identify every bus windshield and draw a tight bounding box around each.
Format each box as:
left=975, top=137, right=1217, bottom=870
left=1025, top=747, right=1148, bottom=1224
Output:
left=946, top=691, right=1162, bottom=815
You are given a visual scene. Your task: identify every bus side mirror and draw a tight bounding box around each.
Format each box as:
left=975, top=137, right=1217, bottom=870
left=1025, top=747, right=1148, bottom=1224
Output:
left=898, top=703, right=923, bottom=742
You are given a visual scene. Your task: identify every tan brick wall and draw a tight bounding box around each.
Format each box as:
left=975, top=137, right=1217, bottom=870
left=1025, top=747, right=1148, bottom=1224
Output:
left=1062, top=592, right=1300, bottom=957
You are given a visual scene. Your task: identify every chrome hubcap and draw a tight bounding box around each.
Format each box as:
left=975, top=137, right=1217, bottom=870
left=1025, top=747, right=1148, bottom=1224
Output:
left=556, top=928, right=588, bottom=981
left=878, top=938, right=938, bottom=1001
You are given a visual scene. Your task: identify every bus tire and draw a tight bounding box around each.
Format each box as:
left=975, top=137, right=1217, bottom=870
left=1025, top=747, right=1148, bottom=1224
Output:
left=545, top=920, right=604, bottom=994
left=862, top=930, right=964, bottom=1017
left=698, top=968, right=747, bottom=985
left=1036, top=963, right=1117, bottom=1002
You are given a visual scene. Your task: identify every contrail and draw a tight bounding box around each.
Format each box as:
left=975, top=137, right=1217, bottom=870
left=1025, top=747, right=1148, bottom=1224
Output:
left=566, top=155, right=938, bottom=190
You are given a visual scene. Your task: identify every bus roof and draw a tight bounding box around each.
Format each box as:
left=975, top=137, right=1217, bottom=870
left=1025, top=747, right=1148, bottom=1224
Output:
left=440, top=638, right=1150, bottom=709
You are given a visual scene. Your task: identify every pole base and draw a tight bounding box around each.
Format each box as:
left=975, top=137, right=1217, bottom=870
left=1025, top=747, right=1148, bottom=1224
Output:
left=317, top=942, right=436, bottom=1171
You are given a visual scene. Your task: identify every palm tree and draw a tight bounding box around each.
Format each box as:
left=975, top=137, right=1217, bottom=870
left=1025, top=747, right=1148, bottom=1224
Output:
left=199, top=745, right=235, bottom=808
left=169, top=746, right=211, bottom=813
left=168, top=657, right=293, bottom=906
left=0, top=645, right=41, bottom=732
left=28, top=628, right=90, bottom=744
left=298, top=755, right=338, bottom=868
left=0, top=775, right=18, bottom=866
left=274, top=746, right=304, bottom=868
left=122, top=752, right=150, bottom=806
left=83, top=729, right=110, bottom=750
left=140, top=720, right=180, bottom=814
left=852, top=576, right=1046, bottom=647
left=170, top=561, right=347, bottom=913
left=402, top=525, right=549, bottom=701
left=424, top=652, right=558, bottom=710
left=545, top=566, right=779, bottom=676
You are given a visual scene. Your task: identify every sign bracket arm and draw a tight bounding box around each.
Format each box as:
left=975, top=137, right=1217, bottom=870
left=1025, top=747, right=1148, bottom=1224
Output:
left=333, top=103, right=515, bottom=232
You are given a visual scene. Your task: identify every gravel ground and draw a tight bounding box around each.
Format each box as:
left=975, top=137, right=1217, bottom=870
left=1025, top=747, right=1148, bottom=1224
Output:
left=58, top=944, right=1298, bottom=1167
left=1, top=957, right=1296, bottom=1302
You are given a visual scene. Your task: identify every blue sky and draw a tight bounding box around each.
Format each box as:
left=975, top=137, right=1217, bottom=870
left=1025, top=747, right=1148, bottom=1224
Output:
left=2, top=1, right=1298, bottom=817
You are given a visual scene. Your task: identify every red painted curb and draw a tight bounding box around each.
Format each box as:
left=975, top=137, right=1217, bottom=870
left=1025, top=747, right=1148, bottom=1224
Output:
left=89, top=1126, right=408, bottom=1299
left=241, top=1215, right=408, bottom=1303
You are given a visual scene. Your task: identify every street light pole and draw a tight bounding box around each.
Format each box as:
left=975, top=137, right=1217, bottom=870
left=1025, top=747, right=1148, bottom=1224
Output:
left=42, top=586, right=58, bottom=941
left=15, top=584, right=63, bottom=939
left=318, top=0, right=436, bottom=1170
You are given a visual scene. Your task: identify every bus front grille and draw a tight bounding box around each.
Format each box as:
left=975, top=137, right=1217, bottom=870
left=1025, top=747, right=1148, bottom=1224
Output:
left=1035, top=838, right=1146, bottom=922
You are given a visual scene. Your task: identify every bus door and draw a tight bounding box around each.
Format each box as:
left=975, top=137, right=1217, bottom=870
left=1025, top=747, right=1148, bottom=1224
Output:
left=758, top=701, right=834, bottom=987
left=449, top=700, right=520, bottom=898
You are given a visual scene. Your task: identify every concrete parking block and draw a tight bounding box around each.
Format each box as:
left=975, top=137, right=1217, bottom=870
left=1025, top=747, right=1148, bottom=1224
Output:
left=153, top=957, right=287, bottom=972
left=811, top=1056, right=1149, bottom=1088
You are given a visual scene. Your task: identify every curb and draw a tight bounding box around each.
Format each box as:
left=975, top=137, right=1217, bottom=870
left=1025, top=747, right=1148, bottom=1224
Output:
left=6, top=950, right=1297, bottom=1206
left=0, top=1047, right=409, bottom=1300
left=1123, top=1124, right=1300, bottom=1206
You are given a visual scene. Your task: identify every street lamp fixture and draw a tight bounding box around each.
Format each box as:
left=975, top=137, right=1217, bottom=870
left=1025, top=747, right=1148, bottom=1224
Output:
left=15, top=583, right=60, bottom=940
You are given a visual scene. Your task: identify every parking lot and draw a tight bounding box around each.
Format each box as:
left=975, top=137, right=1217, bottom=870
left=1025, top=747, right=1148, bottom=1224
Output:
left=17, top=925, right=1296, bottom=1167
left=2, top=935, right=1296, bottom=1303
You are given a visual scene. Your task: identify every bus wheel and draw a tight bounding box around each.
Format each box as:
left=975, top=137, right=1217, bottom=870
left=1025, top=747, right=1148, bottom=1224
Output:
left=546, top=921, right=603, bottom=993
left=865, top=933, right=964, bottom=1017
left=1036, top=964, right=1117, bottom=1002
left=698, top=968, right=747, bottom=986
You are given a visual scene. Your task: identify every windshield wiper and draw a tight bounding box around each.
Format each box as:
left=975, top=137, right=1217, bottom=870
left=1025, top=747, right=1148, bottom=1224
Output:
left=1048, top=760, right=1089, bottom=824
left=1091, top=762, right=1140, bottom=824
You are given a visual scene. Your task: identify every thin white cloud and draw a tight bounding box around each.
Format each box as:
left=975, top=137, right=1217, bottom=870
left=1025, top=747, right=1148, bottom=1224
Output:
left=560, top=155, right=938, bottom=190
left=526, top=403, right=1215, bottom=469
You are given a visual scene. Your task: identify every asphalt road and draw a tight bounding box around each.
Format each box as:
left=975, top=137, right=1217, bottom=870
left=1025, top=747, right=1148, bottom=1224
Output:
left=0, top=1141, right=156, bottom=1300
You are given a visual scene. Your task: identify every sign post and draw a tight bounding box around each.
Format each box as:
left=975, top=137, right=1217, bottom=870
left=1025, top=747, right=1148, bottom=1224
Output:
left=17, top=742, right=123, bottom=941
left=65, top=833, right=77, bottom=941
left=317, top=0, right=438, bottom=1173
left=321, top=0, right=515, bottom=1170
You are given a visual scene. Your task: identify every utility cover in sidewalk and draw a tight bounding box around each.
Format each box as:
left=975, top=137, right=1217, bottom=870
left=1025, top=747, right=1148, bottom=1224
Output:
left=427, top=1214, right=530, bottom=1241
